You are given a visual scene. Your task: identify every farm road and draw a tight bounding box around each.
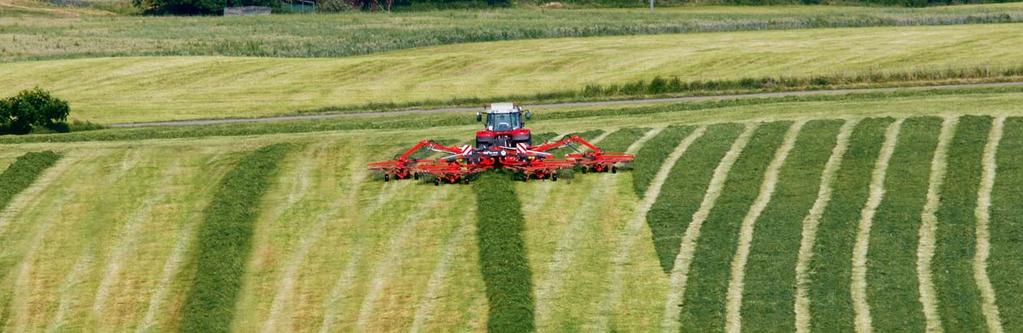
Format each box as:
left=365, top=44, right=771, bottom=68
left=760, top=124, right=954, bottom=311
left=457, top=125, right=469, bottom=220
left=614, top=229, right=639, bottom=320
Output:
left=110, top=82, right=1023, bottom=128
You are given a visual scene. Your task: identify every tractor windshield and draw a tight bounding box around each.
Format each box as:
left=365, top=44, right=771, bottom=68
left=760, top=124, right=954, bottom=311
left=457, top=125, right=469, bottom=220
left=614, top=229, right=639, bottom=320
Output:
left=487, top=113, right=521, bottom=131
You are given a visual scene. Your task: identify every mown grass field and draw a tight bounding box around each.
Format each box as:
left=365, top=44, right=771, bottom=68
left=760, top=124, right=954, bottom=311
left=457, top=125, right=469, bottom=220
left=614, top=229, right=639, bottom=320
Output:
left=4, top=2, right=1023, bottom=61
left=1, top=90, right=1021, bottom=331
left=2, top=23, right=1023, bottom=124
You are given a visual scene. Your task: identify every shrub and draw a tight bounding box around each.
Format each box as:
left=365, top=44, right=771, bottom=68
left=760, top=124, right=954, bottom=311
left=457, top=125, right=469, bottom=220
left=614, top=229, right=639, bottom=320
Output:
left=473, top=171, right=534, bottom=333
left=179, top=143, right=295, bottom=333
left=0, top=151, right=61, bottom=212
left=0, top=88, right=70, bottom=135
left=317, top=0, right=355, bottom=12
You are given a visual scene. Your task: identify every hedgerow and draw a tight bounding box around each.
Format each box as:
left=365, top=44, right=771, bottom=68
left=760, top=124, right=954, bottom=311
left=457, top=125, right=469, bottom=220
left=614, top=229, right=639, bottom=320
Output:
left=864, top=117, right=940, bottom=332
left=3, top=85, right=1022, bottom=144
left=808, top=118, right=893, bottom=332
left=0, top=151, right=61, bottom=211
left=179, top=143, right=295, bottom=333
left=741, top=120, right=843, bottom=331
left=630, top=125, right=694, bottom=197
left=473, top=171, right=534, bottom=333
left=645, top=123, right=741, bottom=273
left=990, top=117, right=1023, bottom=333
left=933, top=116, right=990, bottom=332
left=679, top=121, right=790, bottom=332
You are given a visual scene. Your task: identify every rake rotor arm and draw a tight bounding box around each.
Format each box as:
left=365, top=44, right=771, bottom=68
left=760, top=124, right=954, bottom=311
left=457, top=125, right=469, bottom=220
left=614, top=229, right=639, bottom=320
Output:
left=530, top=135, right=603, bottom=154
left=396, top=140, right=465, bottom=161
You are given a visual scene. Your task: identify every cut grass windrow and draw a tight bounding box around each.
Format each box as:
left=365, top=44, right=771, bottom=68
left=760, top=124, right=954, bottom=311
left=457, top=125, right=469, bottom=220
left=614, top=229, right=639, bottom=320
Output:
left=473, top=171, right=534, bottom=333
left=808, top=117, right=894, bottom=332
left=974, top=116, right=1005, bottom=333
left=741, top=120, right=844, bottom=333
left=178, top=143, right=295, bottom=333
left=592, top=125, right=705, bottom=331
left=865, top=117, right=942, bottom=333
left=725, top=120, right=804, bottom=333
left=795, top=119, right=858, bottom=333
left=675, top=122, right=785, bottom=333
left=658, top=122, right=754, bottom=331
left=916, top=116, right=958, bottom=333
left=0, top=151, right=61, bottom=215
left=990, top=117, right=1023, bottom=333
left=932, top=115, right=990, bottom=333
left=851, top=118, right=904, bottom=333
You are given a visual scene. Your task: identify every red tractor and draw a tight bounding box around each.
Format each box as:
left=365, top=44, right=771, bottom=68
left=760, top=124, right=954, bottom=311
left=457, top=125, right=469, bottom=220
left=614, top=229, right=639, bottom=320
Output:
left=368, top=103, right=635, bottom=185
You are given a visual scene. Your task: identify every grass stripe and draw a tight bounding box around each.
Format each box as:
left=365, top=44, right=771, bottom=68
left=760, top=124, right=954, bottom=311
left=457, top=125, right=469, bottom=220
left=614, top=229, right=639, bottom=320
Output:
left=592, top=125, right=704, bottom=331
left=674, top=121, right=784, bottom=333
left=851, top=118, right=904, bottom=333
left=865, top=117, right=942, bottom=333
left=916, top=117, right=959, bottom=333
left=808, top=117, right=894, bottom=332
left=178, top=143, right=295, bottom=333
left=931, top=115, right=989, bottom=332
left=409, top=209, right=475, bottom=333
left=725, top=121, right=804, bottom=333
left=741, top=119, right=844, bottom=333
left=658, top=123, right=753, bottom=331
left=631, top=126, right=702, bottom=198
left=974, top=116, right=1005, bottom=333
left=0, top=151, right=61, bottom=222
left=794, top=119, right=858, bottom=333
left=989, top=117, right=1023, bottom=332
left=473, top=171, right=533, bottom=333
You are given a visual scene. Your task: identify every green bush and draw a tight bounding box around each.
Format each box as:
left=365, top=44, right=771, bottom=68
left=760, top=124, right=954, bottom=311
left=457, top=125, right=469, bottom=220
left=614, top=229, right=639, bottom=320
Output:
left=179, top=143, right=295, bottom=333
left=0, top=151, right=61, bottom=212
left=0, top=88, right=70, bottom=135
left=317, top=0, right=355, bottom=12
left=473, top=171, right=534, bottom=333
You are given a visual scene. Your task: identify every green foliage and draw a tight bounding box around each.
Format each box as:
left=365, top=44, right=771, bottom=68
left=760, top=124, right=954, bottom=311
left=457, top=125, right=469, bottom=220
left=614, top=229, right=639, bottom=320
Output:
left=933, top=115, right=989, bottom=332
left=135, top=0, right=278, bottom=15
left=741, top=120, right=842, bottom=331
left=473, top=171, right=534, bottom=333
left=630, top=125, right=694, bottom=197
left=179, top=143, right=294, bottom=333
left=679, top=121, right=790, bottom=332
left=808, top=117, right=893, bottom=332
left=0, top=151, right=61, bottom=212
left=990, top=117, right=1023, bottom=332
left=0, top=88, right=69, bottom=135
left=864, top=117, right=939, bottom=332
left=317, top=0, right=355, bottom=12
left=645, top=124, right=739, bottom=273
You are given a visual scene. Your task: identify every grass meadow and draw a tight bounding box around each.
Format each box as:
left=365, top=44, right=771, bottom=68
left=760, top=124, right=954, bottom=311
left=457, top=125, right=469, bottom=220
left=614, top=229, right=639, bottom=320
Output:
left=2, top=23, right=1023, bottom=123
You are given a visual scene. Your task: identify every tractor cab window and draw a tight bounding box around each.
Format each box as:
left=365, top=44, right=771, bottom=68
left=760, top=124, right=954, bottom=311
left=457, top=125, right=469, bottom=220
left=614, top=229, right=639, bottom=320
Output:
left=487, top=112, right=521, bottom=131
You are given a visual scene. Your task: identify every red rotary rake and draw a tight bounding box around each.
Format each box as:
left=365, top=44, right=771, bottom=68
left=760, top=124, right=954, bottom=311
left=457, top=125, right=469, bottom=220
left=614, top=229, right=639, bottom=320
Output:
left=368, top=103, right=635, bottom=185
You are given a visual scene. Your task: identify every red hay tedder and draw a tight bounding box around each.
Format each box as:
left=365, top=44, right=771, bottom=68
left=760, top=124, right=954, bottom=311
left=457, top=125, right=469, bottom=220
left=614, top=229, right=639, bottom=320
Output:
left=368, top=103, right=635, bottom=185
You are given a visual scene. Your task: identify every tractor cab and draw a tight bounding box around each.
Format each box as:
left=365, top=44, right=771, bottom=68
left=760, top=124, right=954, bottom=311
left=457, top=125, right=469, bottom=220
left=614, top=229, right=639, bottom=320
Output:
left=475, top=103, right=533, bottom=151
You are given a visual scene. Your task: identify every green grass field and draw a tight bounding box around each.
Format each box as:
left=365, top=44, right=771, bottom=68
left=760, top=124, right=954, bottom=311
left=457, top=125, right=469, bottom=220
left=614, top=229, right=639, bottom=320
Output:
left=1, top=90, right=1022, bottom=331
left=2, top=23, right=1023, bottom=124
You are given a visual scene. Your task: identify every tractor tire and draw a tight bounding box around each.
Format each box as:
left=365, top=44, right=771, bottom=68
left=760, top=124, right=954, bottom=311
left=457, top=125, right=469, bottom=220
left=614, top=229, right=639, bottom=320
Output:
left=384, top=174, right=390, bottom=182
left=462, top=177, right=470, bottom=185
left=434, top=178, right=440, bottom=186
left=552, top=174, right=558, bottom=182
left=612, top=166, right=618, bottom=174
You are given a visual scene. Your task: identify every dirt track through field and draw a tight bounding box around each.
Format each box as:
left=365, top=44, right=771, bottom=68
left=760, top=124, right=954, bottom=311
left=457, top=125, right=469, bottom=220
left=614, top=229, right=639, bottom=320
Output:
left=725, top=121, right=804, bottom=333
left=592, top=126, right=705, bottom=331
left=974, top=116, right=1005, bottom=333
left=661, top=123, right=757, bottom=333
left=851, top=118, right=904, bottom=333
left=794, top=119, right=859, bottom=333
left=108, top=82, right=1023, bottom=128
left=917, top=116, right=959, bottom=333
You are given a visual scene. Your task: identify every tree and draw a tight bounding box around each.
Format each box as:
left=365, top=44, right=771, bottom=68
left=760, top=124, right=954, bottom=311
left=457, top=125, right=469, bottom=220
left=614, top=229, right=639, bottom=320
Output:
left=0, top=88, right=70, bottom=135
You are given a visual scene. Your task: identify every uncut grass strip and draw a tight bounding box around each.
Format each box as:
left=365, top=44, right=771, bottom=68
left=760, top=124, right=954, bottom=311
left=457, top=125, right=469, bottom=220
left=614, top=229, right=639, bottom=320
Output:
left=725, top=120, right=804, bottom=333
left=591, top=125, right=704, bottom=331
left=473, top=171, right=534, bottom=333
left=974, top=116, right=1005, bottom=333
left=178, top=143, right=295, bottom=333
left=598, top=127, right=653, bottom=153
left=658, top=122, right=755, bottom=331
left=989, top=117, right=1023, bottom=333
left=931, top=115, right=990, bottom=333
left=675, top=121, right=787, bottom=333
left=795, top=119, right=858, bottom=333
left=916, top=116, right=959, bottom=333
left=647, top=124, right=744, bottom=273
left=851, top=118, right=905, bottom=333
left=631, top=126, right=701, bottom=197
left=864, top=117, right=942, bottom=333
left=739, top=120, right=844, bottom=333
left=807, top=117, right=894, bottom=332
